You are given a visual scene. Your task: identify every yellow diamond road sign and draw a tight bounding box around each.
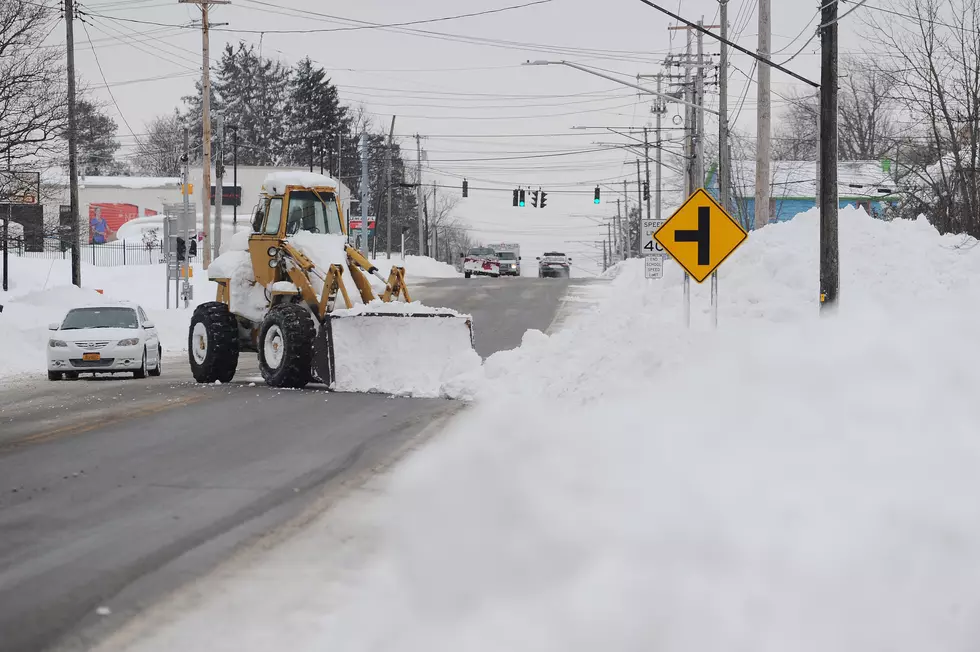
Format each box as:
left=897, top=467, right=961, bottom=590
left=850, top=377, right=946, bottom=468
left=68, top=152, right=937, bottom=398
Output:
left=654, top=188, right=747, bottom=283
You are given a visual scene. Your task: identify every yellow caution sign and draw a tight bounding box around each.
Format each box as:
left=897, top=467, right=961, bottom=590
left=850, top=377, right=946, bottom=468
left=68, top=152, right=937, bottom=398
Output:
left=181, top=183, right=194, bottom=196
left=654, top=188, right=747, bottom=283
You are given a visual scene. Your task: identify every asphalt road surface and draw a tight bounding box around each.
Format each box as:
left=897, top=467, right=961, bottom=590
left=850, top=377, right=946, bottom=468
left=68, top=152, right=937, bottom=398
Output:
left=0, top=276, right=583, bottom=652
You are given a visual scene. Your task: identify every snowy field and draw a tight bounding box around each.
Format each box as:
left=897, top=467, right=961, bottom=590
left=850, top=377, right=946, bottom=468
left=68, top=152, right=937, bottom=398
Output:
left=94, top=207, right=980, bottom=651
left=0, top=251, right=461, bottom=380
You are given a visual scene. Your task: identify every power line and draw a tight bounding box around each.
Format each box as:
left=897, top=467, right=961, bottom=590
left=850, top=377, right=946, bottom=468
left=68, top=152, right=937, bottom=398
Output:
left=80, top=20, right=143, bottom=147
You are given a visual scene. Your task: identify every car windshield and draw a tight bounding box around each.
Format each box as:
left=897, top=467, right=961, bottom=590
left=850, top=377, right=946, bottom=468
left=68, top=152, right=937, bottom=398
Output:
left=544, top=252, right=565, bottom=257
left=61, top=307, right=138, bottom=330
left=284, top=190, right=343, bottom=236
left=497, top=252, right=516, bottom=260
left=468, top=247, right=494, bottom=256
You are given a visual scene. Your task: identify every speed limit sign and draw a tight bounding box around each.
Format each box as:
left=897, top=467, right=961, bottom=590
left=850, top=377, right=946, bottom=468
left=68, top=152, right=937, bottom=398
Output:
left=641, top=219, right=667, bottom=257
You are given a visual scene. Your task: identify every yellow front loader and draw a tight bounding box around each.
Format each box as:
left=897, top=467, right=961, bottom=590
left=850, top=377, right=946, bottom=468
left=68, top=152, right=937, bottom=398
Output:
left=187, top=172, right=474, bottom=390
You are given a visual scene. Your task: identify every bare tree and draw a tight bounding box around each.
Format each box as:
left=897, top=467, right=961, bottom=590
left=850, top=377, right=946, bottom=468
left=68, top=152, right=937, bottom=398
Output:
left=133, top=112, right=183, bottom=176
left=865, top=0, right=980, bottom=235
left=773, top=59, right=899, bottom=162
left=0, top=0, right=68, bottom=183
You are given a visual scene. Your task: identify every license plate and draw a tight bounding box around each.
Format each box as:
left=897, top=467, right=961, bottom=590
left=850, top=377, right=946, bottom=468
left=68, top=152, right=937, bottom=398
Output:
left=82, top=352, right=101, bottom=361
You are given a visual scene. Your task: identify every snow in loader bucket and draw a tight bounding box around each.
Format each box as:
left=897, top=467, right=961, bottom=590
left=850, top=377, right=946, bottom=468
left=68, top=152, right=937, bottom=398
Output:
left=316, top=305, right=479, bottom=399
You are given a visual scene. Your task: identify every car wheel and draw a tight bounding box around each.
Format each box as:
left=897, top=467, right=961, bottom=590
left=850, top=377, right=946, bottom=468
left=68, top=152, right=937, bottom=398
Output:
left=65, top=371, right=79, bottom=380
left=258, top=303, right=315, bottom=389
left=188, top=302, right=240, bottom=384
left=464, top=271, right=472, bottom=278
left=133, top=349, right=147, bottom=379
left=48, top=371, right=63, bottom=381
left=149, top=346, right=162, bottom=377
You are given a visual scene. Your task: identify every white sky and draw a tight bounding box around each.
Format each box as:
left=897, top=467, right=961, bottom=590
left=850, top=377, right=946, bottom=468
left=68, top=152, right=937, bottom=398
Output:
left=58, top=0, right=874, bottom=273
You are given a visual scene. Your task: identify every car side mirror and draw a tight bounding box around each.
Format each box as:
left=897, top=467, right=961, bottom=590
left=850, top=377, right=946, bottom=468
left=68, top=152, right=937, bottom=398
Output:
left=143, top=321, right=155, bottom=329
left=48, top=322, right=60, bottom=331
left=518, top=256, right=522, bottom=260
left=535, top=256, right=541, bottom=261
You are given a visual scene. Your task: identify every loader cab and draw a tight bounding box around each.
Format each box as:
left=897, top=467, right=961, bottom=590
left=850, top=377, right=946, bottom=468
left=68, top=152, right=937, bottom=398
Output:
left=249, top=185, right=346, bottom=286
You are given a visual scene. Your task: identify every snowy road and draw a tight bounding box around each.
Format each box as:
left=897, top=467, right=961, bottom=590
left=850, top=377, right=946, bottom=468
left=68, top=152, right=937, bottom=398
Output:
left=0, top=277, right=585, bottom=652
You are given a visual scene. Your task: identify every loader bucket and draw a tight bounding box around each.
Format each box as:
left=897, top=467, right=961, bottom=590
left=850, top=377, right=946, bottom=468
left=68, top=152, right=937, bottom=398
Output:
left=321, top=309, right=479, bottom=398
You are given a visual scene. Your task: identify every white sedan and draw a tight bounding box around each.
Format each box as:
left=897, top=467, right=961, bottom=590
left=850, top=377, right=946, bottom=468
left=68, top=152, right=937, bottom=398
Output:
left=47, top=304, right=162, bottom=380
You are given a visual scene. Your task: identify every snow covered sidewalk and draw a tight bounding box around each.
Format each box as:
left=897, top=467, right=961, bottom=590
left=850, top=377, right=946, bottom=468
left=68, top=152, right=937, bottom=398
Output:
left=99, top=208, right=980, bottom=650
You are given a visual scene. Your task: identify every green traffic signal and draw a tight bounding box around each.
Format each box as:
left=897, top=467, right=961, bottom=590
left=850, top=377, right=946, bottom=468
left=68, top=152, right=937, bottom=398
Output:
left=594, top=186, right=601, bottom=204
left=519, top=189, right=526, bottom=207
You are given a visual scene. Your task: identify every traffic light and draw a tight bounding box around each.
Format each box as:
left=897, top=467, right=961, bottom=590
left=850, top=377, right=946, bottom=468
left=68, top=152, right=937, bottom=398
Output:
left=462, top=179, right=469, bottom=198
left=513, top=188, right=519, bottom=206
left=539, top=191, right=547, bottom=208
left=530, top=190, right=539, bottom=208
left=594, top=186, right=601, bottom=204
left=519, top=189, right=526, bottom=207
left=643, top=181, right=650, bottom=201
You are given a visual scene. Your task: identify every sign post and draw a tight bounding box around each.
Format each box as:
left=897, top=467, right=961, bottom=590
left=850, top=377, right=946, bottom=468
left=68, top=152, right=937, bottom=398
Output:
left=654, top=188, right=747, bottom=327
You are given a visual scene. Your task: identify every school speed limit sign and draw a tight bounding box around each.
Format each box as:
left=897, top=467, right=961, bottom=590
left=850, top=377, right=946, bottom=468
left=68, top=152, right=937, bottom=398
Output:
left=641, top=219, right=667, bottom=257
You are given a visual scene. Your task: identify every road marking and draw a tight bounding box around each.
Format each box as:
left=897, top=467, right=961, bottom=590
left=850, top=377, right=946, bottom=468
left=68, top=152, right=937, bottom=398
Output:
left=0, top=394, right=209, bottom=452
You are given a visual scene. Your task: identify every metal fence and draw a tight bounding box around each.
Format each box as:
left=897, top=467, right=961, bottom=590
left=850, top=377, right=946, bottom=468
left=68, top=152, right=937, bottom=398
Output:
left=2, top=238, right=165, bottom=267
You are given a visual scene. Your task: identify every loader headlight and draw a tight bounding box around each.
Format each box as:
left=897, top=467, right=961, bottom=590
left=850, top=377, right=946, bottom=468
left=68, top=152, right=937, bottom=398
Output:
left=268, top=258, right=279, bottom=268
left=267, top=246, right=279, bottom=257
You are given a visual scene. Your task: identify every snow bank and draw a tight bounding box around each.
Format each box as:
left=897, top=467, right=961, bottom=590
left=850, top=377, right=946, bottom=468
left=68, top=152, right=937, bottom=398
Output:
left=370, top=254, right=461, bottom=280
left=105, top=207, right=980, bottom=651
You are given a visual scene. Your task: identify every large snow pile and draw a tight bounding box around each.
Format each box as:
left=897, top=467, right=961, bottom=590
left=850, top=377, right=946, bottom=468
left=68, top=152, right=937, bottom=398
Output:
left=106, top=207, right=980, bottom=651
left=0, top=257, right=217, bottom=378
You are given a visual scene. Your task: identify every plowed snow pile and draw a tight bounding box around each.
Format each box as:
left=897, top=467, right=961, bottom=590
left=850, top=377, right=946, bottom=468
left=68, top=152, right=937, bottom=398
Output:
left=98, top=208, right=980, bottom=651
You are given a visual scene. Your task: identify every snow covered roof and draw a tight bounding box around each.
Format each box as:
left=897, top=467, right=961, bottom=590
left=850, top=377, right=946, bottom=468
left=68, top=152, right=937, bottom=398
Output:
left=42, top=168, right=180, bottom=189
left=724, top=160, right=898, bottom=199
left=262, top=171, right=340, bottom=196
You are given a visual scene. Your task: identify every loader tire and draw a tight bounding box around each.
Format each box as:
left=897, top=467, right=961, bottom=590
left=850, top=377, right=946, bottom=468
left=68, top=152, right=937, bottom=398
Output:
left=189, top=302, right=240, bottom=384
left=258, top=303, right=315, bottom=389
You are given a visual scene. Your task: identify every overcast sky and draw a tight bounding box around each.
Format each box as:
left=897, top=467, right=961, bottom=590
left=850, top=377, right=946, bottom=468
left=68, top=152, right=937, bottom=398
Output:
left=60, top=0, right=873, bottom=272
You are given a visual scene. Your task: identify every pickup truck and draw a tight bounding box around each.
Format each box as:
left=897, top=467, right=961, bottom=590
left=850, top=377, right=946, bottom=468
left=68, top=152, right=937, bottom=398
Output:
left=461, top=247, right=501, bottom=278
left=537, top=252, right=572, bottom=278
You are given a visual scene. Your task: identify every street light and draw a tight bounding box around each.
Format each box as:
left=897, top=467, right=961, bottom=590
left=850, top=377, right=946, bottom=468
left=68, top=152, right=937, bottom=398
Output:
left=523, top=60, right=719, bottom=116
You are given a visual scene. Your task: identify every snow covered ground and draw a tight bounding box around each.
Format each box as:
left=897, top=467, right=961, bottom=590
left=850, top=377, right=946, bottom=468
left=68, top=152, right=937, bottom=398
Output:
left=0, top=249, right=460, bottom=381
left=94, top=207, right=980, bottom=651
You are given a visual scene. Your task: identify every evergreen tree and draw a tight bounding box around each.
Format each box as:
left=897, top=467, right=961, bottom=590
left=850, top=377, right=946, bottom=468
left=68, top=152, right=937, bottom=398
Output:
left=180, top=78, right=221, bottom=164
left=284, top=57, right=347, bottom=168
left=76, top=99, right=123, bottom=175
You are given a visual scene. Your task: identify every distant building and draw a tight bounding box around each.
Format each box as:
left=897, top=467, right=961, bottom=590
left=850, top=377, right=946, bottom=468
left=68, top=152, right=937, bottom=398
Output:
left=706, top=159, right=901, bottom=229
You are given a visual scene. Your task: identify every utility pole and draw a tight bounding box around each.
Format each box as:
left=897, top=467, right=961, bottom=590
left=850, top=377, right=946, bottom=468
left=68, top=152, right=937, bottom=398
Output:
left=180, top=0, right=229, bottom=268
left=820, top=0, right=839, bottom=311
left=214, top=113, right=224, bottom=256
left=635, top=159, right=643, bottom=256
left=655, top=74, right=663, bottom=221
left=615, top=197, right=622, bottom=260
left=182, top=127, right=192, bottom=308
left=66, top=0, right=81, bottom=287
left=359, top=132, right=370, bottom=258
left=622, top=179, right=629, bottom=258
left=643, top=127, right=652, bottom=224
left=415, top=134, right=424, bottom=256
left=756, top=0, right=771, bottom=230
left=231, top=124, right=238, bottom=233
left=607, top=221, right=613, bottom=269
left=431, top=181, right=437, bottom=257
left=385, top=116, right=396, bottom=259
left=715, top=0, right=731, bottom=329
left=696, top=18, right=705, bottom=190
